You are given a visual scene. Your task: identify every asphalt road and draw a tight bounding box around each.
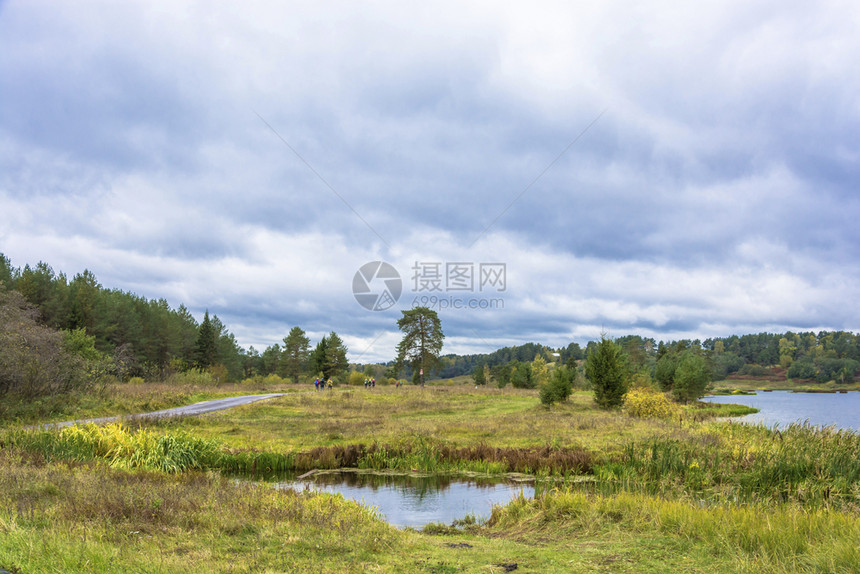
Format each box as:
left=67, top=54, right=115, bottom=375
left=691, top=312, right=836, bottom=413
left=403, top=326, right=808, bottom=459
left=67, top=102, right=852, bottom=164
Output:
left=33, top=393, right=286, bottom=430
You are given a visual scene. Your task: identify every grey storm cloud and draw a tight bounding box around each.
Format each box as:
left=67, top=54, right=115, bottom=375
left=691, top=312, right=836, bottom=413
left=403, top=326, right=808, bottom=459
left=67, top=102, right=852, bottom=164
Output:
left=1, top=0, right=859, bottom=362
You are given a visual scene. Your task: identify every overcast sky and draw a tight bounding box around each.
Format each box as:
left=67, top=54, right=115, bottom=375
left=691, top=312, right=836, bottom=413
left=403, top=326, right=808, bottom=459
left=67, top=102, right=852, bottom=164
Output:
left=2, top=1, right=859, bottom=363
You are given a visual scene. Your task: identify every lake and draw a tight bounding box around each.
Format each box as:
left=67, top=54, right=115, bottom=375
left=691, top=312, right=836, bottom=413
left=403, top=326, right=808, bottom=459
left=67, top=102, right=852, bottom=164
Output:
left=276, top=471, right=534, bottom=528
left=701, top=390, right=859, bottom=432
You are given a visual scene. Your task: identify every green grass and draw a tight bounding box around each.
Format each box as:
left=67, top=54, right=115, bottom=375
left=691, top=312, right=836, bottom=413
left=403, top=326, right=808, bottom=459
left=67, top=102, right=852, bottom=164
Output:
left=165, top=388, right=690, bottom=454
left=596, top=421, right=860, bottom=508
left=3, top=446, right=855, bottom=573
left=687, top=401, right=759, bottom=419
left=0, top=448, right=399, bottom=573
left=2, top=383, right=858, bottom=572
left=709, top=389, right=757, bottom=395
left=3, top=423, right=222, bottom=473
left=710, top=378, right=860, bottom=392
left=0, top=381, right=303, bottom=428
left=487, top=488, right=860, bottom=573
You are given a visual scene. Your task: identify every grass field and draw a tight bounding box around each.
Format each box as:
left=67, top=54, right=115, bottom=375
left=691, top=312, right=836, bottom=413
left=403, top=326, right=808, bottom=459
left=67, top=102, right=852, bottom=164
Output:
left=1, top=383, right=858, bottom=573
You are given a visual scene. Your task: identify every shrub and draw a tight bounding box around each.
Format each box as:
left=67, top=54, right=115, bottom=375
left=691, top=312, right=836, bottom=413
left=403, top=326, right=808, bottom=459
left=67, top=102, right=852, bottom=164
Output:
left=471, top=364, right=487, bottom=386
left=539, top=366, right=574, bottom=406
left=672, top=352, right=710, bottom=403
left=786, top=358, right=859, bottom=383
left=511, top=362, right=535, bottom=389
left=711, top=352, right=745, bottom=378
left=62, top=328, right=103, bottom=362
left=622, top=388, right=678, bottom=419
left=630, top=372, right=657, bottom=390
left=815, top=358, right=859, bottom=384
left=263, top=373, right=286, bottom=386
left=738, top=363, right=766, bottom=377
left=206, top=363, right=229, bottom=384
left=654, top=355, right=676, bottom=391
left=787, top=360, right=816, bottom=380
left=538, top=384, right=558, bottom=406
left=0, top=288, right=90, bottom=397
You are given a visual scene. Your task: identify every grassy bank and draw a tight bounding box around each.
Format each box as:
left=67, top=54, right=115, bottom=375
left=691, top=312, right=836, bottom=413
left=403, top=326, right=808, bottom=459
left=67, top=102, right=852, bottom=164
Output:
left=2, top=446, right=857, bottom=573
left=0, top=380, right=302, bottom=428
left=137, top=387, right=754, bottom=453
left=2, top=384, right=857, bottom=572
left=0, top=447, right=398, bottom=573
left=710, top=378, right=860, bottom=392
left=7, top=402, right=855, bottom=510
left=486, top=489, right=860, bottom=573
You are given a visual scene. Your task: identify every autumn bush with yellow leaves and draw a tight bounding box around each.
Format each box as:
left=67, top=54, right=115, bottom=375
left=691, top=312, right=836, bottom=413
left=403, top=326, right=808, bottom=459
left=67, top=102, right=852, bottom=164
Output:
left=622, top=387, right=679, bottom=419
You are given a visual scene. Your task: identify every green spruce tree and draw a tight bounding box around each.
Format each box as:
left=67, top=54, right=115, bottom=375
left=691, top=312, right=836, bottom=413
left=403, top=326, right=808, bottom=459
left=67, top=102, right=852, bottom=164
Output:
left=194, top=310, right=218, bottom=370
left=585, top=335, right=627, bottom=409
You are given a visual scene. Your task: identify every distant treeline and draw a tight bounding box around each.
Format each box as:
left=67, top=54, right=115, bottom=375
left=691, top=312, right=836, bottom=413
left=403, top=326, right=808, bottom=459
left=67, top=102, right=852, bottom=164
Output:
left=432, top=342, right=571, bottom=379
left=1, top=255, right=249, bottom=381
left=2, top=254, right=858, bottom=390
left=429, top=332, right=860, bottom=385
left=0, top=254, right=357, bottom=392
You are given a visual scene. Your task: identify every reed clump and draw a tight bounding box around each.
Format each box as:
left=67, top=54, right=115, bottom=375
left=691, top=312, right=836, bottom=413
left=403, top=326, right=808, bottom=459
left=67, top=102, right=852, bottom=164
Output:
left=4, top=423, right=220, bottom=473
left=350, top=438, right=593, bottom=475
left=598, top=422, right=860, bottom=508
left=222, top=438, right=593, bottom=476
left=485, top=488, right=860, bottom=572
left=4, top=426, right=594, bottom=479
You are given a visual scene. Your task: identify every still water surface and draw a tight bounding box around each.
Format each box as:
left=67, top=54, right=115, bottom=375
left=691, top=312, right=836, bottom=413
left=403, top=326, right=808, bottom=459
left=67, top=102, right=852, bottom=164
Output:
left=701, top=390, right=859, bottom=431
left=277, top=472, right=534, bottom=528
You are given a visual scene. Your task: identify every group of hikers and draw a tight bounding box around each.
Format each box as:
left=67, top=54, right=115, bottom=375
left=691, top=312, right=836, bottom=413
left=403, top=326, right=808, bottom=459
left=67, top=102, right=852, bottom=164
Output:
left=312, top=377, right=404, bottom=389
left=364, top=378, right=404, bottom=388
left=313, top=378, right=333, bottom=390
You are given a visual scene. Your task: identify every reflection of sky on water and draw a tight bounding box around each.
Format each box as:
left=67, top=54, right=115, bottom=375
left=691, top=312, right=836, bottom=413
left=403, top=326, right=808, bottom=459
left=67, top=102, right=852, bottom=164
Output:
left=277, top=474, right=533, bottom=528
left=701, top=391, right=860, bottom=432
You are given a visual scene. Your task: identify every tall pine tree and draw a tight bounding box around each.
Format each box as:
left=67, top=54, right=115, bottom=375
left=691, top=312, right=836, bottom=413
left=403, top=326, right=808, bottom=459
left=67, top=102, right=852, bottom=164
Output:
left=309, top=332, right=348, bottom=381
left=282, top=326, right=310, bottom=384
left=194, top=310, right=218, bottom=369
left=395, top=306, right=444, bottom=387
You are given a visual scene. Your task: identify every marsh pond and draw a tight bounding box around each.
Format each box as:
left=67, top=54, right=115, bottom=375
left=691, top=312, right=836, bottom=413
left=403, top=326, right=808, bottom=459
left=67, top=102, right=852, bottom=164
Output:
left=275, top=471, right=535, bottom=528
